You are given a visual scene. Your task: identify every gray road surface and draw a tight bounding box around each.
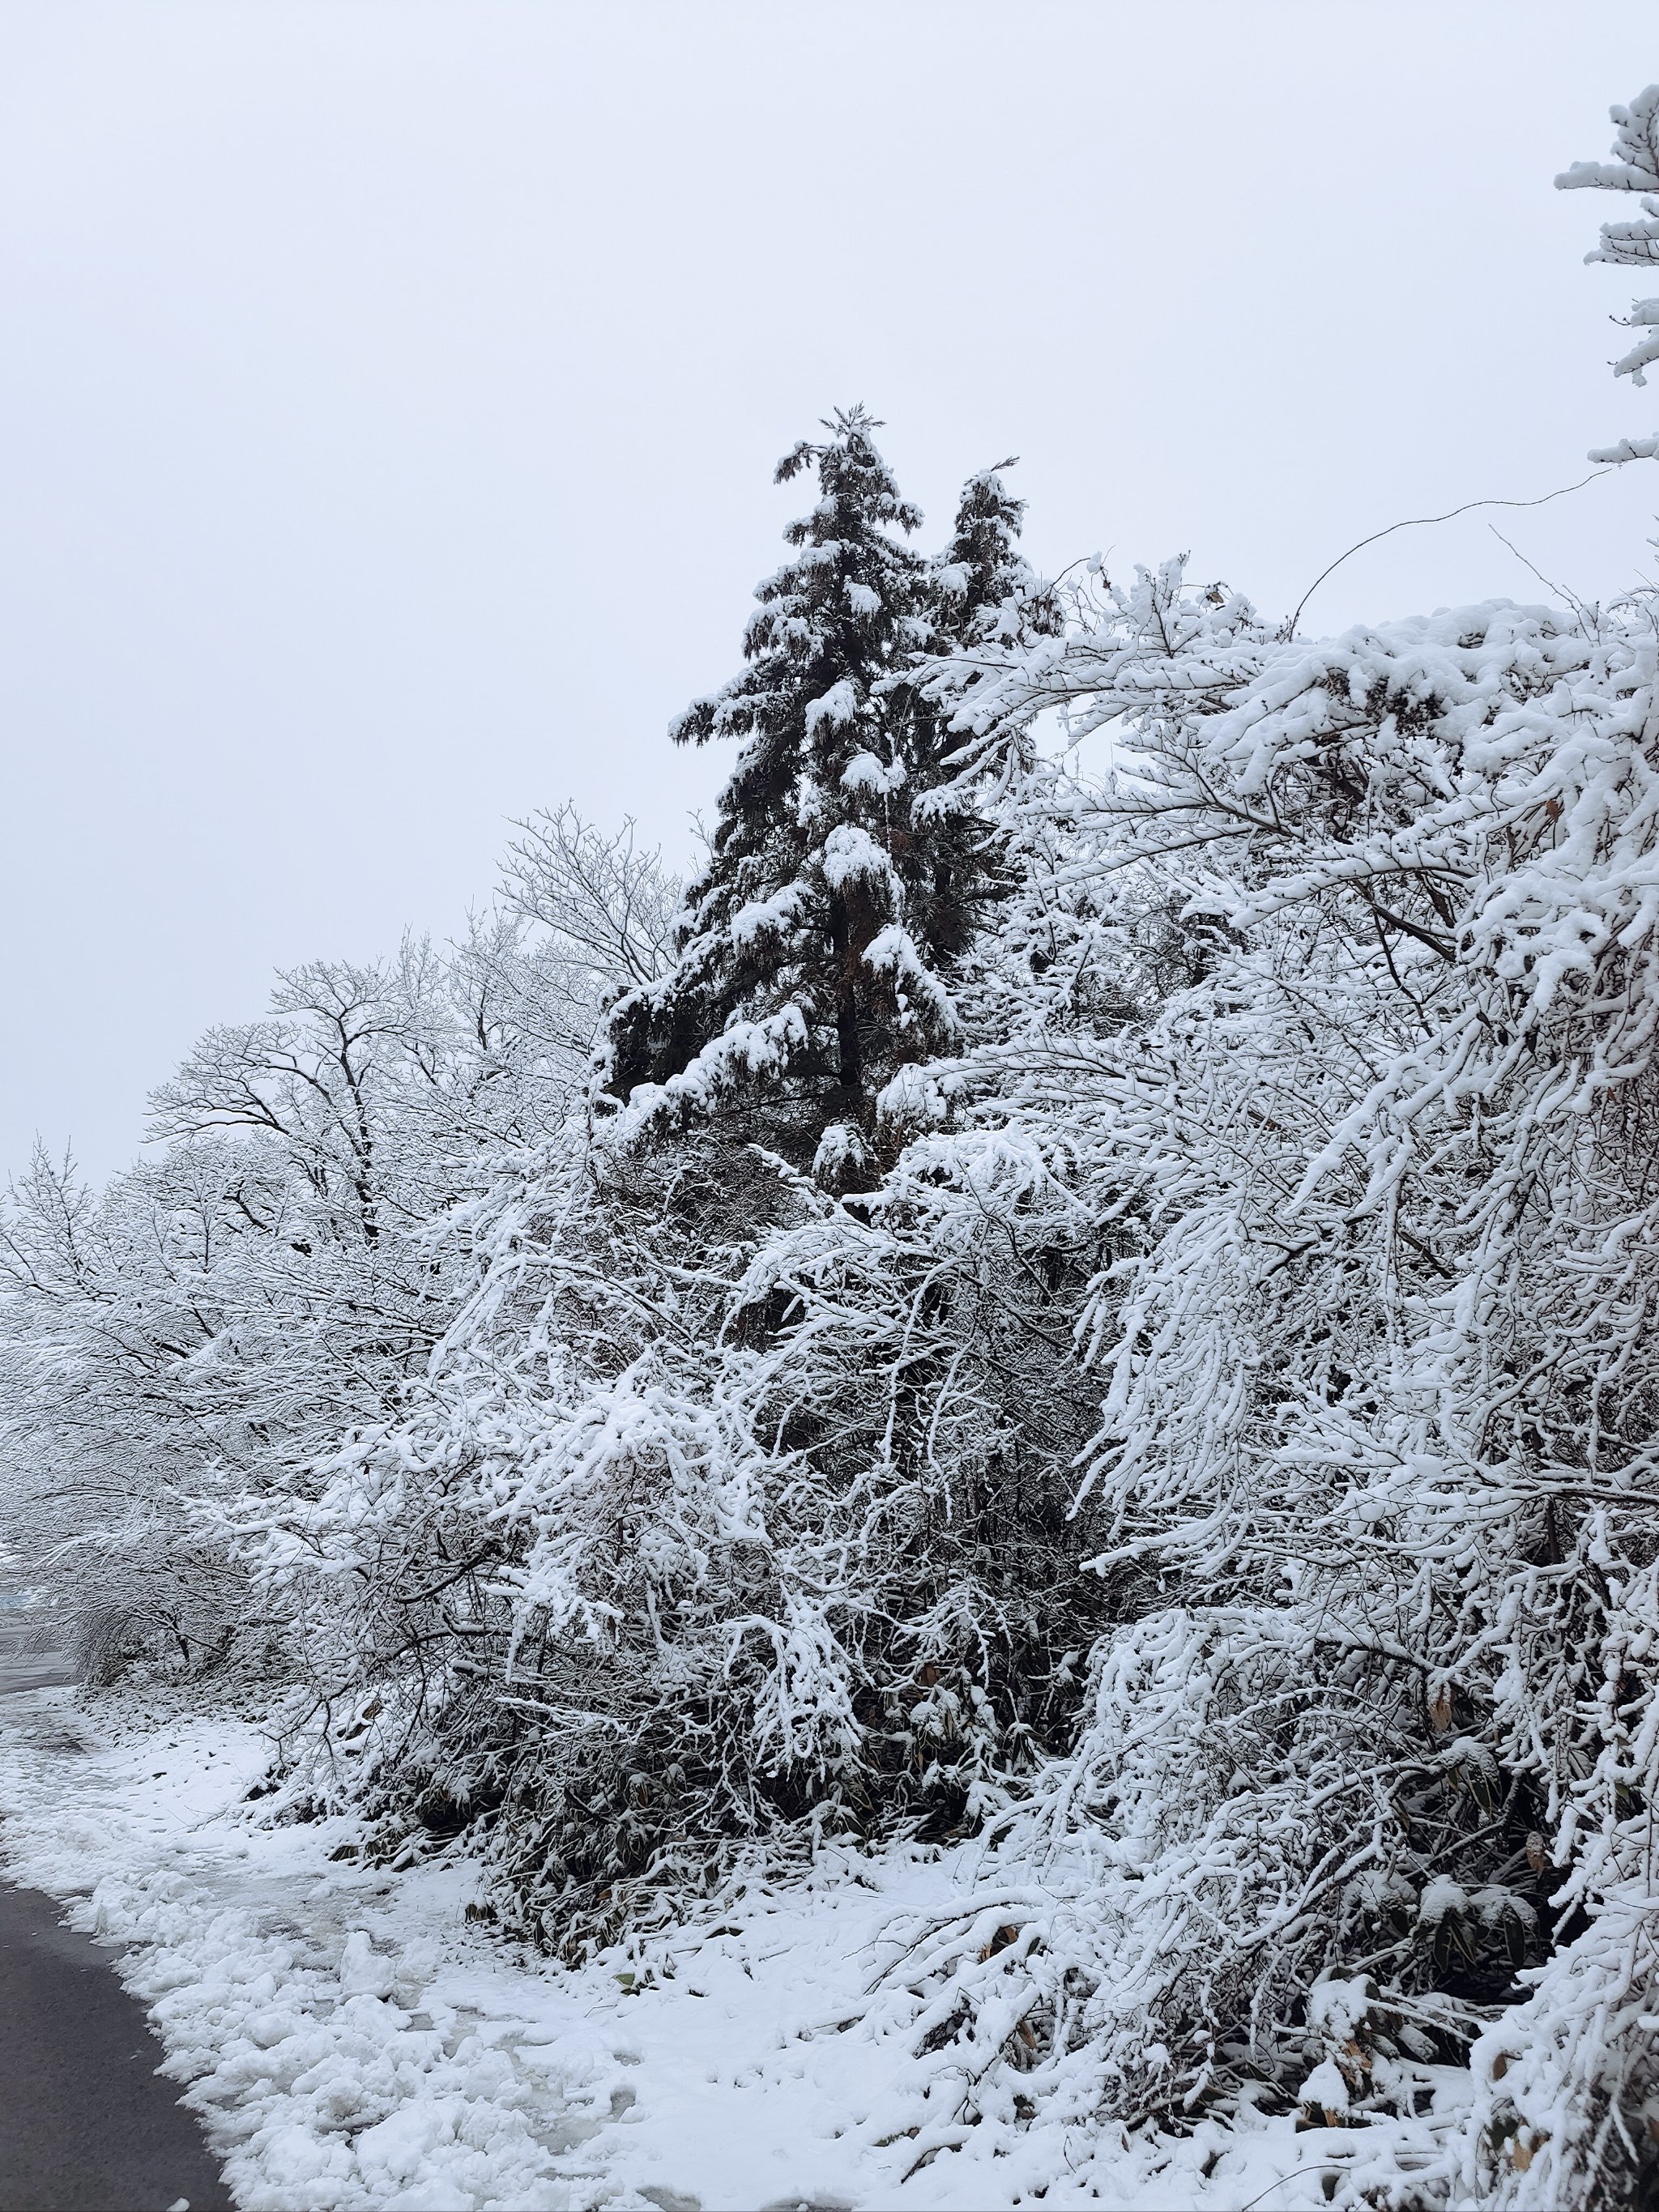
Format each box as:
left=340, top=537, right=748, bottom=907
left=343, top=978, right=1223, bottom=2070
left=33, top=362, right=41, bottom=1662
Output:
left=1, top=1646, right=232, bottom=2212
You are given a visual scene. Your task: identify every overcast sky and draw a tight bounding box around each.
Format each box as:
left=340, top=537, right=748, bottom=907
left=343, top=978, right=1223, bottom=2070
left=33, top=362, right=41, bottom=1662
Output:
left=2, top=2, right=1657, bottom=1182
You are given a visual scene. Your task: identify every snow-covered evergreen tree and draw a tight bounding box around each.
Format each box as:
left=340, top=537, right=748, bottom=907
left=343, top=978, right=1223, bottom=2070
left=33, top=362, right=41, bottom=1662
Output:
left=1559, top=84, right=1659, bottom=461
left=607, top=411, right=1043, bottom=1183
left=929, top=456, right=1056, bottom=653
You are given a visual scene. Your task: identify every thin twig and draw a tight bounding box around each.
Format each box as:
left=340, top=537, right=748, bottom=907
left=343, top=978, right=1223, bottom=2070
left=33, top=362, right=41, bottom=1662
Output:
left=1286, top=471, right=1611, bottom=638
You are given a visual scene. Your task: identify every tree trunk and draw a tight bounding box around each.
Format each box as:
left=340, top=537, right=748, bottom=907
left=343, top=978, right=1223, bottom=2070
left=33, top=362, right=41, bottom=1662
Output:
left=828, top=893, right=863, bottom=1099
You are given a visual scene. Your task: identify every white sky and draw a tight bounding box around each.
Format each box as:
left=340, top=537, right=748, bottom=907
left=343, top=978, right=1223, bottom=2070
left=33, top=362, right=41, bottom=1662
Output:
left=2, top=2, right=1657, bottom=1182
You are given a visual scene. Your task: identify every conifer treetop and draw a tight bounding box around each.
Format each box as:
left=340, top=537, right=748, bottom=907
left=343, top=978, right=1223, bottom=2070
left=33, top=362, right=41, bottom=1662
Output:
left=607, top=412, right=1039, bottom=1169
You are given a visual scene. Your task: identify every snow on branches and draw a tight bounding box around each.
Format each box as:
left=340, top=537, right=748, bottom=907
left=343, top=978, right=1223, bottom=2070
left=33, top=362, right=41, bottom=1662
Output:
left=1559, top=84, right=1659, bottom=458
left=906, top=555, right=1659, bottom=2201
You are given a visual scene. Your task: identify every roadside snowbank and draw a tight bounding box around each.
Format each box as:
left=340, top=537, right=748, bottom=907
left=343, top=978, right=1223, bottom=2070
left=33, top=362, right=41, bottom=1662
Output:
left=0, top=1685, right=1364, bottom=2210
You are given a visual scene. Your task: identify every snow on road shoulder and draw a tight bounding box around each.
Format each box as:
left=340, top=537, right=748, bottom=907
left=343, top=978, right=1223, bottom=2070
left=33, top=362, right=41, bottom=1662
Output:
left=0, top=1686, right=611, bottom=2210
left=0, top=1686, right=1337, bottom=2210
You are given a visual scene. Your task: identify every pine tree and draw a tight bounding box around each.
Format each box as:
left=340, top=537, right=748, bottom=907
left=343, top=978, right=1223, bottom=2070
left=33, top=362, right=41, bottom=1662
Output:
left=929, top=457, right=1054, bottom=650
left=1558, top=83, right=1659, bottom=461
left=608, top=409, right=1043, bottom=1180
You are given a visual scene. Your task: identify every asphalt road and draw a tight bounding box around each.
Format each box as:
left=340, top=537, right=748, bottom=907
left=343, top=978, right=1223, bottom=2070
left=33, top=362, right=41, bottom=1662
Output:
left=0, top=1649, right=233, bottom=2212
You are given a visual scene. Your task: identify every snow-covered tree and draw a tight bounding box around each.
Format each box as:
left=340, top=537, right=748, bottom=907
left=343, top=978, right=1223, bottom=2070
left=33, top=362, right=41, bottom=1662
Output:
left=607, top=411, right=1044, bottom=1185
left=1559, top=83, right=1659, bottom=460
left=890, top=552, right=1659, bottom=2205
left=0, top=812, right=674, bottom=1682
left=929, top=455, right=1057, bottom=654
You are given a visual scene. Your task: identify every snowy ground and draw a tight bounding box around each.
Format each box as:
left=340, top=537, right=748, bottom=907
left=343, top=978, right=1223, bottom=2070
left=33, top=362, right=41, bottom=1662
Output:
left=0, top=1683, right=1370, bottom=2211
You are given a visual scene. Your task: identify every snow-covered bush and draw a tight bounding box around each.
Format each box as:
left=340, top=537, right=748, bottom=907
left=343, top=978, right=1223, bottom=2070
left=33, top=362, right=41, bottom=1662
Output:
left=245, top=1084, right=1117, bottom=1958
